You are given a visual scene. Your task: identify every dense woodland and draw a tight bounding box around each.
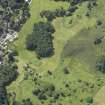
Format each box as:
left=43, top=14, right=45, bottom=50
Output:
left=0, top=63, right=18, bottom=105
left=0, top=0, right=30, bottom=33
left=40, top=0, right=97, bottom=22
left=0, top=0, right=30, bottom=105
left=26, top=22, right=55, bottom=57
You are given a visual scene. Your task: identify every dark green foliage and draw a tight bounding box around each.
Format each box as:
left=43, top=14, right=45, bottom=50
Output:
left=0, top=0, right=30, bottom=32
left=8, top=53, right=15, bottom=62
left=40, top=10, right=56, bottom=21
left=41, top=0, right=85, bottom=22
left=0, top=86, right=8, bottom=105
left=96, top=56, right=105, bottom=73
left=20, top=98, right=33, bottom=105
left=33, top=83, right=57, bottom=101
left=40, top=6, right=77, bottom=21
left=63, top=67, right=70, bottom=74
left=8, top=50, right=18, bottom=62
left=0, top=63, right=18, bottom=86
left=26, top=22, right=55, bottom=57
left=94, top=38, right=102, bottom=45
left=97, top=20, right=102, bottom=26
left=40, top=0, right=96, bottom=22
left=13, top=98, right=33, bottom=105
left=53, top=0, right=96, bottom=6
left=67, top=6, right=78, bottom=13
left=0, top=63, right=18, bottom=105
left=47, top=70, right=52, bottom=75
left=85, top=96, right=93, bottom=103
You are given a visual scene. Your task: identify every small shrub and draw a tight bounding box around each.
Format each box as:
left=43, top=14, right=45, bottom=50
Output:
left=85, top=96, right=93, bottom=104
left=63, top=67, right=70, bottom=74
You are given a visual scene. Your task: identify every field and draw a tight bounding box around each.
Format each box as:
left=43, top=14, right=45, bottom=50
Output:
left=7, top=0, right=105, bottom=105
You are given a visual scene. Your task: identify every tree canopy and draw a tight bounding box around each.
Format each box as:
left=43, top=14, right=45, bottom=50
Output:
left=26, top=22, right=55, bottom=57
left=0, top=0, right=30, bottom=32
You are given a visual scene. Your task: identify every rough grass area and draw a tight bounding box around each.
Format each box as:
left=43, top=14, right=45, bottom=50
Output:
left=62, top=27, right=105, bottom=71
left=6, top=0, right=105, bottom=105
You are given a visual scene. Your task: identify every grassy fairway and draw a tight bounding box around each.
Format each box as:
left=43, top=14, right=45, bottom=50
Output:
left=7, top=0, right=105, bottom=105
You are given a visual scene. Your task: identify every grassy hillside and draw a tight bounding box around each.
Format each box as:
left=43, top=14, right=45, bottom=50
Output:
left=7, top=0, right=105, bottom=105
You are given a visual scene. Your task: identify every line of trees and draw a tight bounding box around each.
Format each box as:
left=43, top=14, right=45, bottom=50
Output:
left=53, top=0, right=96, bottom=6
left=13, top=98, right=33, bottom=105
left=40, top=0, right=96, bottom=22
left=0, top=0, right=31, bottom=104
left=40, top=6, right=78, bottom=22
